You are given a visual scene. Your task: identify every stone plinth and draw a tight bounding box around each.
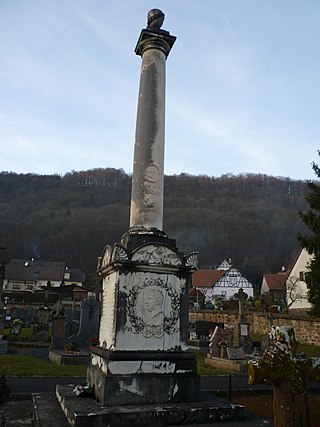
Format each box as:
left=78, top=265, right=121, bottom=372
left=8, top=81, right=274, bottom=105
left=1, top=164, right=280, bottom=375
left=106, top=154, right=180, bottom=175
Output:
left=87, top=349, right=199, bottom=406
left=55, top=384, right=244, bottom=427
left=89, top=238, right=199, bottom=406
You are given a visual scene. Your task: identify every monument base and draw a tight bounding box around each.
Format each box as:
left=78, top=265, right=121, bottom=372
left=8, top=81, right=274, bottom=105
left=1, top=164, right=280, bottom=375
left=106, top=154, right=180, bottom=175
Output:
left=55, top=384, right=245, bottom=426
left=87, top=348, right=200, bottom=405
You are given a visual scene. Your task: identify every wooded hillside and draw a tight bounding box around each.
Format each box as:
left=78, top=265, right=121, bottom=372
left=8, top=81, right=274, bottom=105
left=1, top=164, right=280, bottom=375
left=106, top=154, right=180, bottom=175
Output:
left=0, top=169, right=309, bottom=289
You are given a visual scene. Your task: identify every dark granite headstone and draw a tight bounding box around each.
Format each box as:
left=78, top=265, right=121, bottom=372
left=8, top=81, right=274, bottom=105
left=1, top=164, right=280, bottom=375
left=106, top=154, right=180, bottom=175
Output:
left=64, top=320, right=79, bottom=338
left=38, top=307, right=50, bottom=325
left=227, top=346, right=245, bottom=360
left=78, top=298, right=101, bottom=347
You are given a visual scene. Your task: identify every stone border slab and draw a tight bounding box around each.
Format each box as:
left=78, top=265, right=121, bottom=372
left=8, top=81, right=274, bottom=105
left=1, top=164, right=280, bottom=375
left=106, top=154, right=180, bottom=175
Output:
left=56, top=384, right=244, bottom=426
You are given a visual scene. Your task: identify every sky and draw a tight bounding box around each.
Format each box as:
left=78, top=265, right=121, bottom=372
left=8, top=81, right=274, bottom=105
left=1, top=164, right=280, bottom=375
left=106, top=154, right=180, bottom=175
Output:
left=1, top=0, right=319, bottom=181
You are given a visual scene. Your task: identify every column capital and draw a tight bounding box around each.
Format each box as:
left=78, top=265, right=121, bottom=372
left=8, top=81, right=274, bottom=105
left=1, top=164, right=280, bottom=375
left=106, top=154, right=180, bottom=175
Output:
left=135, top=28, right=176, bottom=58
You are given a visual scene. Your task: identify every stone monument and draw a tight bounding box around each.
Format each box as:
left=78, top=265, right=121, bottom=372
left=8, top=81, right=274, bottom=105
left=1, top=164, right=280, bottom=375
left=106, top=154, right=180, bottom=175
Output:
left=44, top=10, right=245, bottom=425
left=86, top=8, right=200, bottom=406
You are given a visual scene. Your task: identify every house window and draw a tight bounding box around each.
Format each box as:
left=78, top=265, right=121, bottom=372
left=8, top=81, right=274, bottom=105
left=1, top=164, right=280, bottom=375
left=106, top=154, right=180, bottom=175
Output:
left=12, top=284, right=21, bottom=290
left=221, top=291, right=227, bottom=296
left=299, top=271, right=305, bottom=281
left=229, top=275, right=237, bottom=286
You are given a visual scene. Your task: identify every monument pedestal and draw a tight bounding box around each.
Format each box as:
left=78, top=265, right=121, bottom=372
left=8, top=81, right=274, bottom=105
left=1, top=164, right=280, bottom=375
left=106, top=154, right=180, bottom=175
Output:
left=87, top=349, right=199, bottom=405
left=87, top=234, right=200, bottom=406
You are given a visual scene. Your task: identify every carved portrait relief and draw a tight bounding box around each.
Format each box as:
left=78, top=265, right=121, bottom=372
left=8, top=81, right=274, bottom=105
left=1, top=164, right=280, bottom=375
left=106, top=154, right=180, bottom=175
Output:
left=127, top=277, right=180, bottom=338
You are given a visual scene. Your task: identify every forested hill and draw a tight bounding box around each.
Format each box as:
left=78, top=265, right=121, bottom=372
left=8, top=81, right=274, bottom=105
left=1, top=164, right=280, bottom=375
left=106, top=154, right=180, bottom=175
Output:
left=0, top=168, right=309, bottom=288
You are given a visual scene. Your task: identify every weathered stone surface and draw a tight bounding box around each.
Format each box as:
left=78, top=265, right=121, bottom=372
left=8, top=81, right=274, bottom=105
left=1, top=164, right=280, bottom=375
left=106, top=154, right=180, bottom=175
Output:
left=33, top=392, right=70, bottom=427
left=97, top=241, right=195, bottom=355
left=56, top=384, right=244, bottom=427
left=129, top=13, right=175, bottom=233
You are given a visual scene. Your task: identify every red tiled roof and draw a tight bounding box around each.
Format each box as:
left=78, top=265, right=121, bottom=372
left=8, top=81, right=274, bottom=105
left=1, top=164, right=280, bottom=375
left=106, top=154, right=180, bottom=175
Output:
left=192, top=269, right=225, bottom=287
left=263, top=273, right=288, bottom=290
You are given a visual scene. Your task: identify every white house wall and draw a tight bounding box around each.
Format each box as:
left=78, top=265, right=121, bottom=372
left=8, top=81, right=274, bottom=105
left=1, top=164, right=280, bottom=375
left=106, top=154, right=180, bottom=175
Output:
left=198, top=267, right=254, bottom=301
left=287, top=249, right=312, bottom=310
left=260, top=278, right=269, bottom=295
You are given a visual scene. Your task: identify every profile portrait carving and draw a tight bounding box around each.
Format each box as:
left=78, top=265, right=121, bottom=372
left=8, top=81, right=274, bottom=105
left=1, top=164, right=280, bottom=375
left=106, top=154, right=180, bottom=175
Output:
left=127, top=277, right=180, bottom=338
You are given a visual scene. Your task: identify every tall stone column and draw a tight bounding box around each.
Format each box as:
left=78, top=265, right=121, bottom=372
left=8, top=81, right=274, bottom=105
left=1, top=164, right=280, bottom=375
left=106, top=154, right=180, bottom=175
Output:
left=87, top=9, right=199, bottom=409
left=129, top=9, right=176, bottom=233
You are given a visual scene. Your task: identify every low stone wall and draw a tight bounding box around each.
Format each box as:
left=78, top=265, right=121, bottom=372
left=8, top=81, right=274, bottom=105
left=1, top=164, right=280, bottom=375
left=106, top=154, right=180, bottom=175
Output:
left=189, top=310, right=320, bottom=347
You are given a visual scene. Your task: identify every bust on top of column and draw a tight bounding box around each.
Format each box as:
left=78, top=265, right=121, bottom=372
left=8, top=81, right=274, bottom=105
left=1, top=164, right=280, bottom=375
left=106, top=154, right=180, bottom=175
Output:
left=135, top=9, right=176, bottom=57
left=126, top=10, right=176, bottom=245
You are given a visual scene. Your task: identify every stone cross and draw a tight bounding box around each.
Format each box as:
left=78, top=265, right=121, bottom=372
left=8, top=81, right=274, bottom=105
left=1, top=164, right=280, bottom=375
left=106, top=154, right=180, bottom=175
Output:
left=237, top=288, right=245, bottom=321
left=248, top=325, right=320, bottom=427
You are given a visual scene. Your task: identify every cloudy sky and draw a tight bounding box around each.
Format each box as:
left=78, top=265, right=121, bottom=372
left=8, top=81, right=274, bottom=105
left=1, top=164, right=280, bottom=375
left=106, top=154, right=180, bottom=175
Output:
left=1, top=1, right=319, bottom=180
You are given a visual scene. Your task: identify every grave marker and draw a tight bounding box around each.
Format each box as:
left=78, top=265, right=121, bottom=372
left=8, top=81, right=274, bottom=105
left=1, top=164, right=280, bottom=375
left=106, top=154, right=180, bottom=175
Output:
left=86, top=8, right=201, bottom=407
left=209, top=326, right=234, bottom=358
left=77, top=298, right=100, bottom=347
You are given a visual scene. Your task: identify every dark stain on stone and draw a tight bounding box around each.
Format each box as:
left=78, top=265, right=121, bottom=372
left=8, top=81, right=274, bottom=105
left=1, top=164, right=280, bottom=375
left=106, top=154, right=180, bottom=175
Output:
left=117, top=290, right=128, bottom=331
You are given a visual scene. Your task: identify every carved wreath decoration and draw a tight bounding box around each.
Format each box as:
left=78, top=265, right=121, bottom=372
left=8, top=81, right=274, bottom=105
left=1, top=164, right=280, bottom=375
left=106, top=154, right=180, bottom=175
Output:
left=127, top=277, right=180, bottom=338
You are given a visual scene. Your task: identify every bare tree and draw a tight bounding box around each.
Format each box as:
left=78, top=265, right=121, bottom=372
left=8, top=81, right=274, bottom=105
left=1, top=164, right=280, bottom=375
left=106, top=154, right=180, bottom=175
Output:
left=286, top=276, right=306, bottom=310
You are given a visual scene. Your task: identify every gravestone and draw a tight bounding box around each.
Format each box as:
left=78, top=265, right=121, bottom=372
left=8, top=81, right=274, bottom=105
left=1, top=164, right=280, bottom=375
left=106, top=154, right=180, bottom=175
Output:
left=64, top=320, right=79, bottom=339
left=248, top=325, right=320, bottom=426
left=227, top=347, right=245, bottom=360
left=233, top=288, right=253, bottom=353
left=50, top=315, right=66, bottom=350
left=38, top=307, right=50, bottom=326
left=192, top=320, right=224, bottom=339
left=77, top=298, right=101, bottom=347
left=209, top=326, right=234, bottom=358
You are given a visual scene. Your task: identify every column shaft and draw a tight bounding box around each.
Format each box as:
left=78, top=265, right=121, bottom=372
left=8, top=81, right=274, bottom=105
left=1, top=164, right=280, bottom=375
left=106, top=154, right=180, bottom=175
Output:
left=129, top=47, right=166, bottom=230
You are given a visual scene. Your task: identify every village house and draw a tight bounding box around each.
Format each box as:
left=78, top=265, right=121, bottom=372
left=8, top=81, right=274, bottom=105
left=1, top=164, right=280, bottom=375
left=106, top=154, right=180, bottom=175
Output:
left=260, top=269, right=288, bottom=306
left=3, top=258, right=85, bottom=292
left=260, top=248, right=313, bottom=311
left=285, top=248, right=312, bottom=311
left=192, top=259, right=254, bottom=303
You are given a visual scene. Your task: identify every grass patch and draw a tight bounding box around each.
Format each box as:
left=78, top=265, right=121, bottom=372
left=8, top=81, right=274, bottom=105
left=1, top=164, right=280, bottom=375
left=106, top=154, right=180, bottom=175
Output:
left=194, top=351, right=230, bottom=376
left=0, top=355, right=86, bottom=377
left=297, top=342, right=320, bottom=357
left=1, top=353, right=229, bottom=377
left=250, top=333, right=320, bottom=357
